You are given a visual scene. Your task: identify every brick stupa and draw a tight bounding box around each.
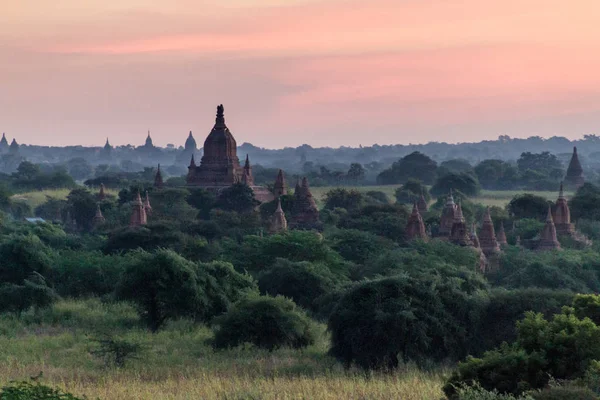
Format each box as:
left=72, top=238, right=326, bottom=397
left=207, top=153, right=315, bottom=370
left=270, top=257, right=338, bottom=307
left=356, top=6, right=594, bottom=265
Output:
left=269, top=197, right=288, bottom=233
left=439, top=190, right=457, bottom=237
left=143, top=191, right=152, bottom=216
left=470, top=223, right=488, bottom=272
left=130, top=192, right=148, bottom=227
left=273, top=169, right=287, bottom=197
left=479, top=207, right=501, bottom=257
left=450, top=203, right=472, bottom=246
left=537, top=206, right=561, bottom=251
left=553, top=182, right=574, bottom=236
left=98, top=183, right=107, bottom=200
left=290, top=177, right=320, bottom=229
left=405, top=202, right=428, bottom=241
left=564, top=146, right=584, bottom=189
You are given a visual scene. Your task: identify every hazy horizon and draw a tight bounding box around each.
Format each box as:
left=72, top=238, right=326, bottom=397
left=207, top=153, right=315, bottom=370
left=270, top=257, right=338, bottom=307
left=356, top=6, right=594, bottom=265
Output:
left=3, top=0, right=600, bottom=148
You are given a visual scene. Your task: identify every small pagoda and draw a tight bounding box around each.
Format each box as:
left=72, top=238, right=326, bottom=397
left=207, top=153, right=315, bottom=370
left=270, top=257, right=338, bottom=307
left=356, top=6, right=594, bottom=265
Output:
left=290, top=177, right=320, bottom=229
left=537, top=206, right=561, bottom=251
left=553, top=182, right=574, bottom=236
left=92, top=205, right=106, bottom=227
left=405, top=202, right=428, bottom=241
left=496, top=223, right=508, bottom=246
left=417, top=189, right=428, bottom=215
left=479, top=207, right=501, bottom=258
left=154, top=165, right=164, bottom=189
left=269, top=198, right=288, bottom=233
left=564, top=146, right=584, bottom=189
left=438, top=190, right=457, bottom=238
left=449, top=203, right=472, bottom=246
left=273, top=169, right=287, bottom=197
left=130, top=192, right=148, bottom=227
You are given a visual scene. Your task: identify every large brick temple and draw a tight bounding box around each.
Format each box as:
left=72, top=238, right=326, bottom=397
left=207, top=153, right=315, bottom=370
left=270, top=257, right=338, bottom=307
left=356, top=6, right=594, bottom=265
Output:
left=186, top=105, right=274, bottom=202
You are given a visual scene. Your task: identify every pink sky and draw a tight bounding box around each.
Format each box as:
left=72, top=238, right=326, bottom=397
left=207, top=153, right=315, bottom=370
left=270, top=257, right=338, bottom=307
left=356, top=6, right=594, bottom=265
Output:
left=2, top=0, right=600, bottom=148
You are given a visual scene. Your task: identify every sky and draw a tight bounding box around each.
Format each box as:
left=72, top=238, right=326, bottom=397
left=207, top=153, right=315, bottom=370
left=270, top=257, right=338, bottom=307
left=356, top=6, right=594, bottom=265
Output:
left=2, top=0, right=600, bottom=148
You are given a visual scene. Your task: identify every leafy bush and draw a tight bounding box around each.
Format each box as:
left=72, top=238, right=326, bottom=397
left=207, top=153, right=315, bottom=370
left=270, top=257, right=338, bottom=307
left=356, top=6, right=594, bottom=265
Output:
left=394, top=179, right=430, bottom=205
left=454, top=383, right=534, bottom=400
left=257, top=259, right=343, bottom=312
left=328, top=275, right=487, bottom=370
left=212, top=296, right=316, bottom=350
left=0, top=379, right=85, bottom=400
left=323, top=188, right=365, bottom=211
left=430, top=172, right=481, bottom=197
left=89, top=334, right=144, bottom=367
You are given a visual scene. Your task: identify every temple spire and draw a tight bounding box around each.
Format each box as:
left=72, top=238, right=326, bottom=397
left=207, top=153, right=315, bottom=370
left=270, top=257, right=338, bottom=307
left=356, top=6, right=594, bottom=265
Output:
left=92, top=205, right=105, bottom=227
left=417, top=188, right=428, bottom=214
left=497, top=222, right=508, bottom=246
left=269, top=197, right=288, bottom=233
left=274, top=169, right=287, bottom=197
left=215, top=104, right=225, bottom=126
left=538, top=205, right=561, bottom=251
left=405, top=202, right=428, bottom=241
left=154, top=164, right=164, bottom=189
left=98, top=183, right=107, bottom=200
left=565, top=146, right=584, bottom=188
left=189, top=154, right=196, bottom=167
left=130, top=191, right=148, bottom=227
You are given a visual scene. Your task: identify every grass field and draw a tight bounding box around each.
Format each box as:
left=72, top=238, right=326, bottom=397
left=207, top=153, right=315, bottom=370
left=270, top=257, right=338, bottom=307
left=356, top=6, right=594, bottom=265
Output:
left=0, top=299, right=446, bottom=400
left=11, top=188, right=119, bottom=210
left=311, top=186, right=569, bottom=208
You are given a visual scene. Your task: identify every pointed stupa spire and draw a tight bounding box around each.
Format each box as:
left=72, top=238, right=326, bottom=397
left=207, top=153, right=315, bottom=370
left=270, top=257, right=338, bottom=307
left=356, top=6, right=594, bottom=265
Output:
left=565, top=146, right=584, bottom=188
left=154, top=164, right=164, bottom=189
left=143, top=191, right=152, bottom=215
left=470, top=223, right=480, bottom=249
left=497, top=222, right=508, bottom=246
left=479, top=207, right=501, bottom=257
left=215, top=104, right=225, bottom=127
left=290, top=176, right=320, bottom=229
left=0, top=133, right=9, bottom=149
left=242, top=154, right=254, bottom=186
left=9, top=138, right=19, bottom=153
left=538, top=205, right=561, bottom=251
left=417, top=188, right=428, bottom=214
left=274, top=169, right=287, bottom=197
left=554, top=181, right=574, bottom=235
left=144, top=130, right=153, bottom=148
left=189, top=154, right=196, bottom=167
left=450, top=202, right=472, bottom=246
left=439, top=189, right=458, bottom=237
left=130, top=191, right=147, bottom=227
left=185, top=130, right=197, bottom=151
left=406, top=202, right=428, bottom=241
left=93, top=205, right=106, bottom=226
left=454, top=202, right=465, bottom=223
left=98, top=183, right=107, bottom=200
left=269, top=197, right=288, bottom=233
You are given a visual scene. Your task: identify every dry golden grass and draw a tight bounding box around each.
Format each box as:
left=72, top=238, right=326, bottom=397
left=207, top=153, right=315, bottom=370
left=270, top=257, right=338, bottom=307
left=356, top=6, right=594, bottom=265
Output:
left=0, top=300, right=446, bottom=400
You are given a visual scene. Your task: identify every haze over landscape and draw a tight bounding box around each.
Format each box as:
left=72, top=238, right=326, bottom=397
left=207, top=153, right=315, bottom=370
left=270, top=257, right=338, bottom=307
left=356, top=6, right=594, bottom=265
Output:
left=3, top=0, right=600, bottom=147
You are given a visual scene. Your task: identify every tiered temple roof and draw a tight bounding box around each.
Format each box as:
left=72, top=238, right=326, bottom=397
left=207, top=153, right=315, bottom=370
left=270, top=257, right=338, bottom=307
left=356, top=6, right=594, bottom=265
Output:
left=449, top=203, right=472, bottom=246
left=405, top=202, right=428, bottom=241
left=290, top=177, right=320, bottom=229
left=564, top=146, right=584, bottom=189
left=439, top=190, right=457, bottom=237
left=130, top=192, right=148, bottom=227
left=479, top=207, right=501, bottom=257
left=273, top=169, right=287, bottom=197
left=269, top=197, right=288, bottom=233
left=537, top=206, right=561, bottom=251
left=553, top=182, right=574, bottom=236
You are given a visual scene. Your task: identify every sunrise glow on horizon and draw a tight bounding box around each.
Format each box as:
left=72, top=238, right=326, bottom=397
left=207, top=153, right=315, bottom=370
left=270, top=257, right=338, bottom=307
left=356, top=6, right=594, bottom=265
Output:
left=2, top=0, right=600, bottom=148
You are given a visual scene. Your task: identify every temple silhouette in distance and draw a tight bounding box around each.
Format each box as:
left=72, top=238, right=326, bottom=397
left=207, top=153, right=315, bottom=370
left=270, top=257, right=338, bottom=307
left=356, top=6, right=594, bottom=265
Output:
left=186, top=105, right=274, bottom=202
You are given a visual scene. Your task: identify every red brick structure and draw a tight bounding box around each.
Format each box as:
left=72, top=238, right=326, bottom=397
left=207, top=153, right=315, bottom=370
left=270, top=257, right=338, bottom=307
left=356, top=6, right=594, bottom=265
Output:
left=537, top=206, right=561, bottom=251
left=269, top=197, right=288, bottom=233
left=438, top=190, right=457, bottom=238
left=417, top=189, right=428, bottom=215
left=553, top=182, right=574, bottom=236
left=564, top=146, right=584, bottom=189
left=273, top=169, right=287, bottom=197
left=186, top=105, right=273, bottom=202
left=143, top=191, right=152, bottom=216
left=405, top=202, right=428, bottom=241
left=130, top=192, right=148, bottom=227
left=479, top=207, right=501, bottom=257
left=450, top=203, right=472, bottom=246
left=290, top=177, right=320, bottom=229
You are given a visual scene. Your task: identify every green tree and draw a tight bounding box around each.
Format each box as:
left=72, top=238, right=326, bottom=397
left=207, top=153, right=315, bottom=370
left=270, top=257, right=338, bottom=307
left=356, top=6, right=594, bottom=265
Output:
left=394, top=179, right=430, bottom=204
left=507, top=194, right=551, bottom=220
left=116, top=250, right=203, bottom=332
left=323, top=188, right=365, bottom=211
left=376, top=152, right=438, bottom=185
left=66, top=188, right=97, bottom=231
left=214, top=183, right=259, bottom=213
left=212, top=295, right=316, bottom=350
left=430, top=172, right=481, bottom=197
left=475, top=159, right=519, bottom=190
left=347, top=163, right=365, bottom=184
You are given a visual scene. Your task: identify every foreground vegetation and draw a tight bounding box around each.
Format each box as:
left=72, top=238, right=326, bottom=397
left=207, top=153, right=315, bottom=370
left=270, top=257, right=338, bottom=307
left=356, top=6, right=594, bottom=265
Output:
left=0, top=299, right=445, bottom=400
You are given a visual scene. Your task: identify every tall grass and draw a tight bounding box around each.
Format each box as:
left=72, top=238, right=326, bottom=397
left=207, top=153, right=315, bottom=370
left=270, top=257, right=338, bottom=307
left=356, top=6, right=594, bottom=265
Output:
left=0, top=299, right=446, bottom=399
